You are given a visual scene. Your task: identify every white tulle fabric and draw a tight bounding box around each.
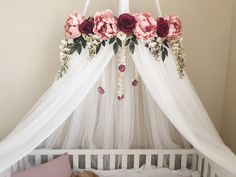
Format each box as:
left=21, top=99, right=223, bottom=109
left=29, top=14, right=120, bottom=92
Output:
left=0, top=45, right=114, bottom=174
left=41, top=49, right=185, bottom=150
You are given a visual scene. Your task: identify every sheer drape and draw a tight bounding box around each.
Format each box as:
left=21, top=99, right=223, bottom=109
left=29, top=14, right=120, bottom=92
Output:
left=42, top=51, right=185, bottom=150
left=132, top=43, right=236, bottom=176
left=0, top=45, right=114, bottom=174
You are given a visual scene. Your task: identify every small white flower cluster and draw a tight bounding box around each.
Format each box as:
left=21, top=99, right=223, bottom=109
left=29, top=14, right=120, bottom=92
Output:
left=83, top=34, right=101, bottom=59
left=170, top=37, right=186, bottom=78
left=117, top=31, right=127, bottom=41
left=147, top=38, right=163, bottom=60
left=57, top=39, right=74, bottom=79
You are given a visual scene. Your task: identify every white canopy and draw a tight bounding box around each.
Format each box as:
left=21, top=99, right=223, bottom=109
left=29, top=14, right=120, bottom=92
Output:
left=0, top=0, right=236, bottom=177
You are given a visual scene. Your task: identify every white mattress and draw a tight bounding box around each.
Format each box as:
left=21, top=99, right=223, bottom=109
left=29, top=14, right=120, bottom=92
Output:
left=74, top=166, right=200, bottom=177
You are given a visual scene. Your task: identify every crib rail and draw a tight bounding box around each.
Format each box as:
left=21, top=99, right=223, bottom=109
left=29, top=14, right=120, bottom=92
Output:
left=2, top=149, right=221, bottom=177
left=28, top=149, right=196, bottom=170
left=196, top=151, right=219, bottom=177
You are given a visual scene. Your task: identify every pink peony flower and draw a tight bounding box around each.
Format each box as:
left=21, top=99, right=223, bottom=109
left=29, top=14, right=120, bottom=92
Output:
left=133, top=12, right=157, bottom=41
left=166, top=16, right=182, bottom=41
left=64, top=11, right=85, bottom=38
left=93, top=9, right=118, bottom=40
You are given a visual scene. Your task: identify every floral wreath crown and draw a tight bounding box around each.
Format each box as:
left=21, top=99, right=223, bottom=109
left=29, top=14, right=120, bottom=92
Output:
left=57, top=9, right=185, bottom=100
left=58, top=9, right=185, bottom=77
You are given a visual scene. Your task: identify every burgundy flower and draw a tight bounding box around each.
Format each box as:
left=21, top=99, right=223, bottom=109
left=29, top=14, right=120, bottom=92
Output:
left=118, top=13, right=136, bottom=34
left=79, top=17, right=95, bottom=34
left=156, top=18, right=169, bottom=38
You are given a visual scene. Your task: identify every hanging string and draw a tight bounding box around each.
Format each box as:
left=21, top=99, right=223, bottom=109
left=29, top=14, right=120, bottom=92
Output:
left=154, top=0, right=163, bottom=17
left=98, top=72, right=105, bottom=95
left=117, top=46, right=126, bottom=100
left=82, top=0, right=91, bottom=15
left=119, top=0, right=130, bottom=14
left=132, top=68, right=139, bottom=87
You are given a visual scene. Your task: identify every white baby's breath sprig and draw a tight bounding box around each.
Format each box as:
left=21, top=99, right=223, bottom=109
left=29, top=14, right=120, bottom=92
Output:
left=170, top=37, right=186, bottom=78
left=146, top=37, right=163, bottom=60
left=56, top=39, right=74, bottom=79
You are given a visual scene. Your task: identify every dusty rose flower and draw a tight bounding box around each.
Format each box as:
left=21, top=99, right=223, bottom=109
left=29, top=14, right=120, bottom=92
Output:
left=156, top=17, right=169, bottom=38
left=166, top=16, right=182, bottom=40
left=117, top=13, right=136, bottom=34
left=64, top=11, right=85, bottom=38
left=93, top=9, right=118, bottom=40
left=79, top=17, right=95, bottom=34
left=133, top=12, right=157, bottom=41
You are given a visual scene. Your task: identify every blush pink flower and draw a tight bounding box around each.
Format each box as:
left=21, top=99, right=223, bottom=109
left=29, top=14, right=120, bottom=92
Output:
left=93, top=9, right=118, bottom=40
left=166, top=16, right=182, bottom=41
left=64, top=11, right=85, bottom=38
left=133, top=12, right=157, bottom=41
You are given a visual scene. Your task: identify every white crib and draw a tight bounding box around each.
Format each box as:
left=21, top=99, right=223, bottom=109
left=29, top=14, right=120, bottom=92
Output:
left=12, top=148, right=218, bottom=177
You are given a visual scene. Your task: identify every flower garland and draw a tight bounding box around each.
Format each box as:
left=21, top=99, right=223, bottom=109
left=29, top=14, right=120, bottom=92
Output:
left=57, top=9, right=186, bottom=79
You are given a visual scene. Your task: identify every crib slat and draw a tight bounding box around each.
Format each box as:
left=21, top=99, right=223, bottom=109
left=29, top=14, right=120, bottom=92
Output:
left=181, top=154, right=187, bottom=169
left=97, top=154, right=103, bottom=170
left=122, top=154, right=127, bottom=168
left=13, top=164, right=18, bottom=173
left=169, top=154, right=175, bottom=170
left=85, top=155, right=91, bottom=169
left=192, top=154, right=197, bottom=170
left=145, top=154, right=152, bottom=167
left=157, top=154, right=164, bottom=167
left=203, top=159, right=209, bottom=177
left=35, top=155, right=41, bottom=166
left=110, top=154, right=115, bottom=169
left=134, top=154, right=139, bottom=169
left=73, top=155, right=79, bottom=168
left=48, top=155, right=53, bottom=161
left=19, top=160, right=24, bottom=170
left=210, top=167, right=216, bottom=177
left=197, top=155, right=203, bottom=174
left=24, top=157, right=30, bottom=170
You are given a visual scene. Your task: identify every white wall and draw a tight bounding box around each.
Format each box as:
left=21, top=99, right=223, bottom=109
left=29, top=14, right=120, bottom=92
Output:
left=0, top=0, right=234, bottom=151
left=222, top=0, right=236, bottom=153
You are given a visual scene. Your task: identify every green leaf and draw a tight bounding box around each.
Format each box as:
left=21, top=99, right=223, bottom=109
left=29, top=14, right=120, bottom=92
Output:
left=163, top=40, right=169, bottom=48
left=113, top=42, right=119, bottom=54
left=101, top=40, right=106, bottom=46
left=125, top=38, right=131, bottom=46
left=96, top=43, right=101, bottom=54
left=109, top=37, right=116, bottom=44
left=74, top=36, right=82, bottom=43
left=164, top=47, right=168, bottom=56
left=132, top=37, right=138, bottom=45
left=145, top=43, right=149, bottom=48
left=116, top=38, right=122, bottom=47
left=76, top=43, right=82, bottom=54
left=129, top=42, right=135, bottom=54
left=70, top=46, right=77, bottom=54
left=81, top=39, right=86, bottom=48
left=162, top=51, right=166, bottom=61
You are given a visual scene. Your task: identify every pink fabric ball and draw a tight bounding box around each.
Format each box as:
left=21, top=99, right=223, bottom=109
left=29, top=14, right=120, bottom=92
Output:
left=133, top=12, right=157, bottom=41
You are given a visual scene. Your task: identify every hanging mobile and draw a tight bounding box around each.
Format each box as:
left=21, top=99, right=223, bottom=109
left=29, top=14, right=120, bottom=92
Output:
left=132, top=68, right=139, bottom=87
left=98, top=72, right=105, bottom=95
left=117, top=46, right=126, bottom=100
